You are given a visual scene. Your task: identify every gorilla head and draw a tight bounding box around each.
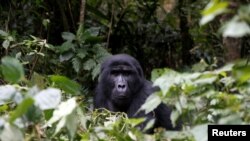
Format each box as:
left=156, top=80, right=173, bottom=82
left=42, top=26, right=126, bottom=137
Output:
left=98, top=54, right=144, bottom=108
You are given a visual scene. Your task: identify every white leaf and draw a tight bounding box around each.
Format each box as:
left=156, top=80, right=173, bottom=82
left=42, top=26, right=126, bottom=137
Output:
left=128, top=131, right=137, bottom=141
left=0, top=85, right=16, bottom=105
left=34, top=88, right=61, bottom=110
left=153, top=69, right=181, bottom=95
left=55, top=117, right=66, bottom=134
left=200, top=14, right=215, bottom=25
left=223, top=21, right=250, bottom=37
left=0, top=123, right=24, bottom=141
left=140, top=94, right=161, bottom=114
left=191, top=124, right=208, bottom=141
left=45, top=98, right=77, bottom=126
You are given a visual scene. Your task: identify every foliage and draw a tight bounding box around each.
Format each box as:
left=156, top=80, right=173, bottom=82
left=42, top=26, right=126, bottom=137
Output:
left=141, top=60, right=250, bottom=140
left=200, top=0, right=250, bottom=37
left=54, top=26, right=111, bottom=81
left=0, top=25, right=110, bottom=94
left=1, top=49, right=250, bottom=140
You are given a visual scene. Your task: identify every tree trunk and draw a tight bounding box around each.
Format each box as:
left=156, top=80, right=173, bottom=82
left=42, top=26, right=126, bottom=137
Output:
left=177, top=0, right=194, bottom=66
left=79, top=0, right=86, bottom=25
left=223, top=37, right=242, bottom=62
left=221, top=1, right=242, bottom=62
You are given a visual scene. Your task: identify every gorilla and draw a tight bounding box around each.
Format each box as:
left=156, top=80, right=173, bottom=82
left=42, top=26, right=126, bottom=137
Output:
left=94, top=54, right=181, bottom=132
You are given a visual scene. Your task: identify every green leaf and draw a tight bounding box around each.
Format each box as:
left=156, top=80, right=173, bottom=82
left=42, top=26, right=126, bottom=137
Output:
left=62, top=32, right=76, bottom=41
left=50, top=75, right=81, bottom=95
left=77, top=49, right=88, bottom=59
left=59, top=52, right=74, bottom=62
left=34, top=88, right=62, bottom=110
left=42, top=19, right=50, bottom=29
left=85, top=36, right=103, bottom=44
left=85, top=27, right=100, bottom=37
left=30, top=72, right=46, bottom=89
left=201, top=0, right=228, bottom=15
left=233, top=65, right=250, bottom=83
left=0, top=30, right=8, bottom=36
left=200, top=0, right=228, bottom=25
left=153, top=69, right=181, bottom=95
left=126, top=118, right=145, bottom=128
left=59, top=41, right=75, bottom=53
left=66, top=112, right=78, bottom=140
left=9, top=98, right=34, bottom=123
left=83, top=59, right=96, bottom=71
left=151, top=68, right=169, bottom=81
left=44, top=109, right=54, bottom=121
left=1, top=57, right=24, bottom=83
left=192, top=59, right=209, bottom=72
left=193, top=73, right=217, bottom=85
left=79, top=27, right=101, bottom=43
left=72, top=57, right=81, bottom=73
left=139, top=94, right=161, bottom=114
left=91, top=63, right=100, bottom=80
left=2, top=40, right=10, bottom=49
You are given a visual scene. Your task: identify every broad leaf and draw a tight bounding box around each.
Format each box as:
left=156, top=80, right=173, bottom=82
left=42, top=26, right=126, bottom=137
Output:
left=190, top=124, right=208, bottom=141
left=200, top=0, right=228, bottom=25
left=62, top=32, right=75, bottom=41
left=45, top=98, right=77, bottom=133
left=66, top=112, right=78, bottom=139
left=140, top=94, right=161, bottom=114
left=34, top=88, right=61, bottom=110
left=59, top=52, right=74, bottom=62
left=0, top=85, right=16, bottom=105
left=153, top=69, right=181, bottom=95
left=83, top=59, right=96, bottom=71
left=59, top=41, right=75, bottom=53
left=50, top=75, right=81, bottom=95
left=0, top=123, right=24, bottom=141
left=91, top=63, right=100, bottom=80
left=2, top=40, right=10, bottom=49
left=72, top=57, right=81, bottom=73
left=0, top=30, right=8, bottom=36
left=222, top=20, right=250, bottom=37
left=1, top=57, right=24, bottom=83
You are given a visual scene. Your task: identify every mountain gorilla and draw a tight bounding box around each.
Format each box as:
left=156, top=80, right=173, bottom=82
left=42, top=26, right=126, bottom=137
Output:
left=94, top=54, right=181, bottom=132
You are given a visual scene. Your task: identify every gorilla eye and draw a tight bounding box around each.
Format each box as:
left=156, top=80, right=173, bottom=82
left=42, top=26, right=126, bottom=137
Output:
left=123, top=71, right=131, bottom=76
left=111, top=70, right=119, bottom=76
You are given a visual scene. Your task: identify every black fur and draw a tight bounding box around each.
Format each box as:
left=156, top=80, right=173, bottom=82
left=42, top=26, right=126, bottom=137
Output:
left=94, top=54, right=181, bottom=132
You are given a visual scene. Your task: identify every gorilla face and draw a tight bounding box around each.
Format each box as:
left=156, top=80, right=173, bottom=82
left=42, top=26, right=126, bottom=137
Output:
left=99, top=54, right=144, bottom=107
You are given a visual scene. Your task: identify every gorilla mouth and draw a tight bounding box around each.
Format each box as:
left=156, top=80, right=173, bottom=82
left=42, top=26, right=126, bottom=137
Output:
left=114, top=94, right=128, bottom=100
left=112, top=93, right=130, bottom=103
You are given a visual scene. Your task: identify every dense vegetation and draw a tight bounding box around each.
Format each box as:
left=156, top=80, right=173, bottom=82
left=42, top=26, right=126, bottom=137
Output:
left=0, top=0, right=250, bottom=140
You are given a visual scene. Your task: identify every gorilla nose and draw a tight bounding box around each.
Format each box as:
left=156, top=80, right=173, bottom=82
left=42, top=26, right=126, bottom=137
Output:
left=117, top=83, right=126, bottom=92
left=118, top=84, right=126, bottom=89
